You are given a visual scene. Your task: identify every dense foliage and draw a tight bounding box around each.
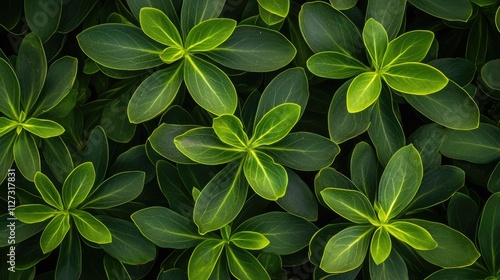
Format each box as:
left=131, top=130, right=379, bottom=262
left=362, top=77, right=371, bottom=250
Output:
left=1, top=0, right=500, bottom=279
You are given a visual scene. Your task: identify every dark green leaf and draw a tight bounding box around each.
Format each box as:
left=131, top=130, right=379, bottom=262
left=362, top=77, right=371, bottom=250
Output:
left=276, top=168, right=319, bottom=221
left=34, top=171, right=63, bottom=210
left=314, top=167, right=358, bottom=208
left=307, top=51, right=369, bottom=79
left=100, top=96, right=136, bottom=143
left=126, top=0, right=179, bottom=28
left=58, top=0, right=98, bottom=33
left=321, top=188, right=377, bottom=224
left=447, top=192, right=479, bottom=241
left=188, top=239, right=225, bottom=280
left=0, top=58, right=21, bottom=120
left=0, top=132, right=16, bottom=184
left=149, top=123, right=197, bottom=164
left=408, top=124, right=445, bottom=171
left=185, top=18, right=237, bottom=52
left=408, top=0, right=473, bottom=22
left=139, top=7, right=182, bottom=47
left=466, top=16, right=489, bottom=66
left=369, top=247, right=409, bottom=280
left=70, top=209, right=112, bottom=244
left=14, top=130, right=41, bottom=181
left=0, top=0, right=22, bottom=30
left=25, top=0, right=62, bottom=42
left=15, top=204, right=58, bottom=224
left=429, top=58, right=476, bottom=87
left=41, top=136, right=74, bottom=183
left=62, top=162, right=95, bottom=210
left=251, top=103, right=301, bottom=147
left=22, top=118, right=64, bottom=138
left=103, top=256, right=131, bottom=280
left=350, top=141, right=377, bottom=202
left=488, top=161, right=500, bottom=193
left=481, top=59, right=500, bottom=91
left=82, top=126, right=108, bottom=185
left=40, top=213, right=70, bottom=253
left=330, top=0, right=358, bottom=10
left=366, top=0, right=406, bottom=40
left=226, top=245, right=271, bottom=280
left=425, top=268, right=489, bottom=280
left=55, top=227, right=82, bottom=280
left=244, top=150, right=287, bottom=201
left=478, top=193, right=500, bottom=274
left=180, top=0, right=225, bottom=36
left=156, top=160, right=194, bottom=215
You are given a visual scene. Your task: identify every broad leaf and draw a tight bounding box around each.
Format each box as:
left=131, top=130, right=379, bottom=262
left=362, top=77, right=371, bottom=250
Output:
left=174, top=127, right=243, bottom=165
left=0, top=58, right=20, bottom=120
left=70, top=209, right=112, bottom=244
left=180, top=0, right=225, bottom=36
left=126, top=0, right=179, bottom=28
left=385, top=221, right=437, bottom=250
left=363, top=18, right=388, bottom=68
left=321, top=188, right=378, bottom=224
left=34, top=172, right=63, bottom=210
left=447, top=193, right=479, bottom=241
left=188, top=239, right=226, bottom=280
left=350, top=141, right=377, bottom=202
left=478, top=193, right=500, bottom=274
left=131, top=206, right=205, bottom=249
left=408, top=0, right=473, bottom=22
left=369, top=247, right=409, bottom=280
left=383, top=63, right=448, bottom=95
left=276, top=168, right=319, bottom=221
left=347, top=71, right=382, bottom=113
left=184, top=54, right=237, bottom=115
left=13, top=130, right=41, bottom=181
left=407, top=123, right=445, bottom=171
left=230, top=231, right=270, bottom=250
left=62, top=162, right=95, bottom=210
left=370, top=226, right=392, bottom=265
left=226, top=245, right=271, bottom=280
left=128, top=62, right=183, bottom=123
left=381, top=31, right=434, bottom=67
left=40, top=213, right=70, bottom=253
left=56, top=227, right=82, bottom=280
left=378, top=145, right=423, bottom=222
left=320, top=225, right=374, bottom=273
left=22, top=118, right=65, bottom=138
left=15, top=204, right=58, bottom=224
left=315, top=167, right=359, bottom=207
left=251, top=103, right=301, bottom=147
left=213, top=115, right=249, bottom=149
left=258, top=0, right=289, bottom=18
left=425, top=268, right=489, bottom=280
left=77, top=24, right=165, bottom=70
left=42, top=136, right=74, bottom=184
left=150, top=123, right=198, bottom=164
left=307, top=51, right=369, bottom=79
left=58, top=0, right=99, bottom=33
left=185, top=18, right=236, bottom=52
left=139, top=7, right=182, bottom=48
left=481, top=59, right=500, bottom=91
left=194, top=161, right=247, bottom=234
left=25, top=0, right=62, bottom=42
left=82, top=126, right=108, bottom=185
left=366, top=0, right=406, bottom=40
left=244, top=150, right=287, bottom=201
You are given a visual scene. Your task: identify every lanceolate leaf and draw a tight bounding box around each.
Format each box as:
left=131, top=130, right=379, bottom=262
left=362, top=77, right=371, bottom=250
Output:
left=347, top=71, right=382, bottom=113
left=56, top=226, right=82, bottom=280
left=381, top=31, right=435, bottom=67
left=185, top=18, right=237, bottom=52
left=244, top=150, right=287, bottom=201
left=321, top=188, right=377, bottom=224
left=70, top=209, right=112, bottom=244
left=365, top=0, right=406, bottom=40
left=382, top=63, right=448, bottom=95
left=0, top=117, right=17, bottom=138
left=226, top=245, right=271, bottom=280
left=0, top=58, right=21, bottom=120
left=34, top=172, right=63, bottom=210
left=150, top=124, right=197, bottom=164
left=385, top=221, right=437, bottom=250
left=478, top=193, right=500, bottom=274
left=363, top=18, right=388, bottom=68
left=0, top=132, right=16, bottom=183
left=307, top=51, right=369, bottom=79
left=370, top=226, right=392, bottom=265
left=350, top=142, right=377, bottom=202
left=369, top=247, right=409, bottom=280
left=251, top=103, right=301, bottom=147
left=277, top=168, right=319, bottom=221
left=62, top=162, right=96, bottom=210
left=15, top=204, right=58, bottom=224
left=188, top=239, right=226, bottom=280
left=13, top=130, right=41, bottom=181
left=22, top=118, right=65, bottom=138
left=184, top=54, right=237, bottom=116
left=40, top=213, right=70, bottom=253
left=139, top=7, right=182, bottom=48
left=77, top=24, right=165, bottom=70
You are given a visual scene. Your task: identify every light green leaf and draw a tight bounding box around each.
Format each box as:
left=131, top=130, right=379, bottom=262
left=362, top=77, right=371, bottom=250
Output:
left=258, top=0, right=289, bottom=18
left=408, top=0, right=473, bottom=22
left=370, top=226, right=392, bottom=265
left=34, top=172, right=63, bottom=210
left=22, top=118, right=64, bottom=138
left=62, top=162, right=96, bottom=210
left=174, top=127, right=243, bottom=165
left=440, top=123, right=500, bottom=164
left=320, top=225, right=374, bottom=273
left=321, top=188, right=378, bottom=224
left=159, top=46, right=185, bottom=63
left=347, top=71, right=382, bottom=113
left=188, top=239, right=226, bottom=280
left=128, top=62, right=183, bottom=123
left=13, top=130, right=41, bottom=181
left=131, top=206, right=205, bottom=249
left=307, top=51, right=370, bottom=79
left=205, top=26, right=296, bottom=72
left=386, top=221, right=437, bottom=250
left=16, top=33, right=46, bottom=114
left=478, top=193, right=500, bottom=274
left=258, top=3, right=286, bottom=26
left=184, top=54, right=237, bottom=116
left=383, top=63, right=448, bottom=95
left=0, top=58, right=20, bottom=120
left=378, top=145, right=423, bottom=222
left=185, top=18, right=236, bottom=52
left=180, top=0, right=225, bottom=37
left=139, top=7, right=182, bottom=48
left=194, top=161, right=247, bottom=234
left=230, top=231, right=270, bottom=250
left=70, top=209, right=111, bottom=244
left=244, top=150, right=287, bottom=201
left=0, top=117, right=17, bottom=138
left=77, top=24, right=165, bottom=70
left=40, top=213, right=70, bottom=253
left=226, top=245, right=271, bottom=280
left=350, top=141, right=377, bottom=202
left=15, top=204, right=58, bottom=224
left=213, top=115, right=249, bottom=149
left=250, top=103, right=301, bottom=147
left=363, top=18, right=388, bottom=68
left=366, top=0, right=406, bottom=40
left=381, top=31, right=434, bottom=67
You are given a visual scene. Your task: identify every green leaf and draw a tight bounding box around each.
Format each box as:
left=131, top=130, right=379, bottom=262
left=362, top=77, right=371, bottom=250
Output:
left=408, top=0, right=473, bottom=22
left=330, top=0, right=358, bottom=10
left=235, top=212, right=317, bottom=255
left=347, top=71, right=382, bottom=113
left=440, top=123, right=500, bottom=164
left=496, top=6, right=500, bottom=33
left=58, top=0, right=98, bottom=33
left=429, top=58, right=476, bottom=87
left=320, top=225, right=374, bottom=273
left=258, top=0, right=289, bottom=18
left=149, top=123, right=197, bottom=164
left=15, top=204, right=58, bottom=224
left=127, top=62, right=183, bottom=123
left=160, top=46, right=185, bottom=63
left=174, top=127, right=243, bottom=165
left=367, top=87, right=405, bottom=166
left=403, top=80, right=480, bottom=130
left=382, top=63, right=448, bottom=95
left=409, top=219, right=480, bottom=268
left=350, top=142, right=377, bottom=202
left=363, top=18, right=388, bottom=68
left=425, top=268, right=489, bottom=280
left=0, top=58, right=21, bottom=120
left=244, top=150, right=287, bottom=201
left=328, top=80, right=372, bottom=143
left=188, top=239, right=226, bottom=280
left=25, top=0, right=62, bottom=42
left=103, top=256, right=130, bottom=280
left=0, top=132, right=16, bottom=184
left=157, top=160, right=194, bottom=215
left=299, top=1, right=363, bottom=56
left=82, top=126, right=108, bottom=185
left=184, top=54, right=237, bottom=116
left=16, top=33, right=47, bottom=114
left=478, top=193, right=500, bottom=274
left=42, top=137, right=74, bottom=184
left=194, top=161, right=247, bottom=234
left=70, top=209, right=111, bottom=244
left=365, top=0, right=406, bottom=40
left=262, top=132, right=339, bottom=171
left=22, top=118, right=64, bottom=138
left=205, top=25, right=296, bottom=72
left=0, top=117, right=17, bottom=138
left=369, top=247, right=409, bottom=280
left=77, top=24, right=165, bottom=70
left=381, top=31, right=434, bottom=67
left=378, top=145, right=423, bottom=222
left=230, top=231, right=270, bottom=250
left=385, top=221, right=437, bottom=250
left=55, top=226, right=82, bottom=280
left=466, top=16, right=489, bottom=66
left=276, top=169, right=319, bottom=221
left=180, top=0, right=225, bottom=36
left=447, top=193, right=479, bottom=241
left=481, top=59, right=500, bottom=91
left=489, top=161, right=500, bottom=193
left=321, top=188, right=378, bottom=224
left=131, top=206, right=205, bottom=249
left=34, top=172, right=63, bottom=210
left=315, top=167, right=359, bottom=207
left=185, top=18, right=236, bottom=52
left=407, top=123, right=444, bottom=172
left=226, top=245, right=271, bottom=280
left=82, top=171, right=145, bottom=209
left=62, top=162, right=96, bottom=210
left=139, top=7, right=182, bottom=48
left=370, top=227, right=392, bottom=265
left=13, top=130, right=41, bottom=181
left=213, top=115, right=249, bottom=149
left=126, top=0, right=179, bottom=28
left=258, top=3, right=286, bottom=26
left=0, top=0, right=22, bottom=30
left=40, top=213, right=70, bottom=253
left=250, top=103, right=300, bottom=147
left=307, top=51, right=369, bottom=79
